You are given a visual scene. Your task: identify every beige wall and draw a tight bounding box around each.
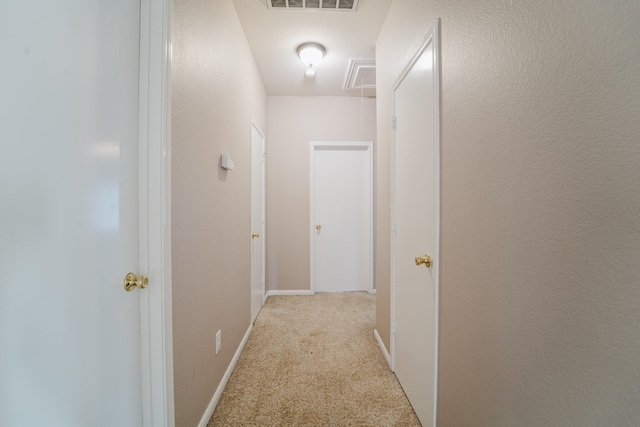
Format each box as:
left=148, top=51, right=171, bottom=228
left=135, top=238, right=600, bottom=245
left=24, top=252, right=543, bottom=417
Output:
left=376, top=0, right=640, bottom=425
left=267, top=96, right=377, bottom=291
left=171, top=0, right=267, bottom=425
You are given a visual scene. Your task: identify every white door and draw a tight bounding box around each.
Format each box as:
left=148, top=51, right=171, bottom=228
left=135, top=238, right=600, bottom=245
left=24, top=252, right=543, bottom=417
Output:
left=250, top=122, right=266, bottom=323
left=392, top=22, right=441, bottom=427
left=0, top=1, right=144, bottom=425
left=311, top=143, right=373, bottom=293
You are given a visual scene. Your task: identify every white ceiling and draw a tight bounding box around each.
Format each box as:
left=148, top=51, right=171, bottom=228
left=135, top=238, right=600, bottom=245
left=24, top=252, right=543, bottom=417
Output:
left=233, top=0, right=392, bottom=96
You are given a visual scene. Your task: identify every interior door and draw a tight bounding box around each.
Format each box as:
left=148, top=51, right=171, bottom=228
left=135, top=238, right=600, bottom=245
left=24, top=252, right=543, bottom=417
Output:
left=311, top=143, right=372, bottom=293
left=0, top=1, right=144, bottom=425
left=251, top=122, right=266, bottom=323
left=392, top=24, right=440, bottom=427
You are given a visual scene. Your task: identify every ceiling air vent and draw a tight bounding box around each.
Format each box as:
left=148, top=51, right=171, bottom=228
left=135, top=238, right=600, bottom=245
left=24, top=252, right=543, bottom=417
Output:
left=344, top=59, right=376, bottom=97
left=267, top=0, right=359, bottom=12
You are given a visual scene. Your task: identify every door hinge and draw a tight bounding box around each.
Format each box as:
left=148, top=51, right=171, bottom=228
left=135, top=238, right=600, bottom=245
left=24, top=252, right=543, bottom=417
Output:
left=391, top=321, right=396, bottom=334
left=392, top=116, right=396, bottom=130
left=391, top=222, right=396, bottom=233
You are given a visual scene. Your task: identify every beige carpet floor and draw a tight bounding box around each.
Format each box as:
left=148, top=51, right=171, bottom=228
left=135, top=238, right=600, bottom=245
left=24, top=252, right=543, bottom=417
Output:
left=208, top=292, right=421, bottom=426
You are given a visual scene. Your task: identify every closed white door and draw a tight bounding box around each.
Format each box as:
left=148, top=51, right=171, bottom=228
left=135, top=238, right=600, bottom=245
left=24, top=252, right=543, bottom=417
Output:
left=311, top=143, right=373, bottom=293
left=0, top=1, right=144, bottom=425
left=392, top=23, right=441, bottom=427
left=251, top=122, right=266, bottom=323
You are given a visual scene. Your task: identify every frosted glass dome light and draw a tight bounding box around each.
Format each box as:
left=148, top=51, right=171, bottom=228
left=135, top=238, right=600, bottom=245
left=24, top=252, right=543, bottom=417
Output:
left=297, top=43, right=326, bottom=68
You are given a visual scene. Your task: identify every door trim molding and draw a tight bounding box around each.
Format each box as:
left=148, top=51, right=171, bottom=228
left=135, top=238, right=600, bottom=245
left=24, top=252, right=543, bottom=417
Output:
left=138, top=0, right=174, bottom=425
left=390, top=19, right=441, bottom=427
left=309, top=141, right=374, bottom=294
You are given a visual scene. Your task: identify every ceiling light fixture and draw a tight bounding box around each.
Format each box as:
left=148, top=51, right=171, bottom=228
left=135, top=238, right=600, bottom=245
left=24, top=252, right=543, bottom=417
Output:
left=297, top=42, right=326, bottom=78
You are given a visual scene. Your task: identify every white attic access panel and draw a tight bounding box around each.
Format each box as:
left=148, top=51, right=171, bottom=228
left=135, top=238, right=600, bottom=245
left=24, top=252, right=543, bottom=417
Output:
left=267, top=0, right=359, bottom=12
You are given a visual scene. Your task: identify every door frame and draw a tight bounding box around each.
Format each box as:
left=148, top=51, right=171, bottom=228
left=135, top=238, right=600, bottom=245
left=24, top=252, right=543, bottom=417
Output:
left=250, top=117, right=266, bottom=316
left=309, top=141, right=374, bottom=294
left=390, top=19, right=441, bottom=427
left=138, top=0, right=174, bottom=425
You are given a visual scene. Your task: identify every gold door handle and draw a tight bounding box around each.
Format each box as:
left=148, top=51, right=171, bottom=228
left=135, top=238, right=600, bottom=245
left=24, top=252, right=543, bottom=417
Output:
left=316, top=225, right=321, bottom=230
left=251, top=232, right=260, bottom=238
left=124, top=272, right=148, bottom=292
left=415, top=255, right=432, bottom=268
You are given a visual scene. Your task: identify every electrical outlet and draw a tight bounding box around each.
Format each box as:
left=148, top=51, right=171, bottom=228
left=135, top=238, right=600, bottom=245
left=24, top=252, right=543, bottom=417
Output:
left=216, top=330, right=221, bottom=355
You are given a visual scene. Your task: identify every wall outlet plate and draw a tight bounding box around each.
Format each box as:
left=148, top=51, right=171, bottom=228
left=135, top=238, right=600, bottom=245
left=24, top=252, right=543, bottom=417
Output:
left=215, top=330, right=221, bottom=355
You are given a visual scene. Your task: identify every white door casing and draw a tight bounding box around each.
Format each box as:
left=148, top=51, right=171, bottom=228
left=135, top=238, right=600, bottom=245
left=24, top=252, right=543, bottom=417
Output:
left=0, top=0, right=174, bottom=425
left=310, top=142, right=373, bottom=293
left=250, top=120, right=266, bottom=323
left=138, top=0, right=175, bottom=425
left=391, top=20, right=441, bottom=427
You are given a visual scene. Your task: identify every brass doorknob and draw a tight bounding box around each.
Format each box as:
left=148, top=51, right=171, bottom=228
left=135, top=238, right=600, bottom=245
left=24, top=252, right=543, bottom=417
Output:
left=415, top=255, right=432, bottom=268
left=251, top=232, right=260, bottom=238
left=124, top=272, right=148, bottom=292
left=316, top=225, right=321, bottom=230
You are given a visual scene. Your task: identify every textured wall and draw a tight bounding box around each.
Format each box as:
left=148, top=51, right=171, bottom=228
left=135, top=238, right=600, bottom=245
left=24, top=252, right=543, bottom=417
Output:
left=376, top=0, right=640, bottom=425
left=171, top=0, right=267, bottom=425
left=267, top=96, right=377, bottom=291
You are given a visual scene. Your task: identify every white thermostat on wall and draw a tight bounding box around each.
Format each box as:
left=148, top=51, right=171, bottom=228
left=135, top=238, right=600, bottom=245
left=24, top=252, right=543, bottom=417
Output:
left=221, top=153, right=235, bottom=170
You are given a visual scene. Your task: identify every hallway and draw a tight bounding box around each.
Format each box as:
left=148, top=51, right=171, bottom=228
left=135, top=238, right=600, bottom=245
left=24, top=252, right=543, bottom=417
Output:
left=2, top=0, right=639, bottom=425
left=209, top=293, right=419, bottom=426
left=171, top=0, right=640, bottom=424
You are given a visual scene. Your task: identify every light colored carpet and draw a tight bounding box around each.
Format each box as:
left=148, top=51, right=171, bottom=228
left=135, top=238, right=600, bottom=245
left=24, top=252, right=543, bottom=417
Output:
left=208, top=292, right=421, bottom=426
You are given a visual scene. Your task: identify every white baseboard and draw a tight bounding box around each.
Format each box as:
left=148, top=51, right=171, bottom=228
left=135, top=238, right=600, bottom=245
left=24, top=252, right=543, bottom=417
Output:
left=264, top=289, right=314, bottom=301
left=368, top=288, right=377, bottom=295
left=197, top=323, right=253, bottom=427
left=374, top=328, right=391, bottom=369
